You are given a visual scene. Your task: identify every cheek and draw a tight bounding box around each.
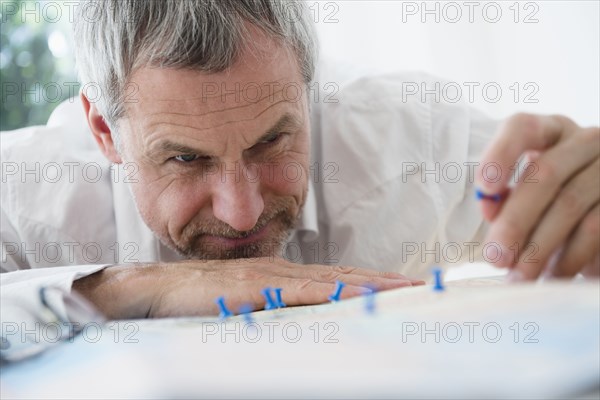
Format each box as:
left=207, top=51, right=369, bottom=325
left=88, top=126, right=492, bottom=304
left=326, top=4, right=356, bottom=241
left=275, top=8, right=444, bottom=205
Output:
left=257, top=151, right=309, bottom=200
left=267, top=162, right=307, bottom=194
left=120, top=135, right=212, bottom=236
left=130, top=167, right=212, bottom=235
left=263, top=134, right=310, bottom=197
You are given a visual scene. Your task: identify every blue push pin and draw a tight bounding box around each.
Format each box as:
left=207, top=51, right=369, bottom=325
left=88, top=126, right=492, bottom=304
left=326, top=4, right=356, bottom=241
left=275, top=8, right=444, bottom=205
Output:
left=261, top=287, right=278, bottom=310
left=215, top=296, right=233, bottom=319
left=274, top=288, right=286, bottom=308
left=475, top=189, right=502, bottom=202
left=364, top=286, right=376, bottom=314
left=238, top=304, right=254, bottom=323
left=328, top=280, right=345, bottom=302
left=432, top=267, right=445, bottom=292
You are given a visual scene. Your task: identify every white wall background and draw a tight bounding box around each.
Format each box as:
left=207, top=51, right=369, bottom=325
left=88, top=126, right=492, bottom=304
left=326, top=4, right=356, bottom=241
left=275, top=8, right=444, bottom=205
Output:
left=313, top=0, right=600, bottom=126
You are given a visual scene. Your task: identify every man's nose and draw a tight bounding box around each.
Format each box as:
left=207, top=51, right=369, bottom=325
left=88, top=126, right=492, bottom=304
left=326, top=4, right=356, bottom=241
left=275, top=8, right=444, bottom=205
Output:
left=211, top=163, right=265, bottom=232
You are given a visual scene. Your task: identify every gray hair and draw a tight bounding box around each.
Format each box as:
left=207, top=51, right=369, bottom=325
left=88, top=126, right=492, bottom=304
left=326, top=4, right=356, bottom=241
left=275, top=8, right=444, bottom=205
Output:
left=73, top=0, right=318, bottom=150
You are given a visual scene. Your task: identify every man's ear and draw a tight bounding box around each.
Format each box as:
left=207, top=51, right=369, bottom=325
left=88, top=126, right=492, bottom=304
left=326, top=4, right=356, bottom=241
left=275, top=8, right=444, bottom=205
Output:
left=80, top=91, right=123, bottom=163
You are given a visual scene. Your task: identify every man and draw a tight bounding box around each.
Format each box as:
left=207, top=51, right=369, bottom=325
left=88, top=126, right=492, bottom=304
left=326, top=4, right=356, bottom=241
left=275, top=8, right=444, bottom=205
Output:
left=1, top=0, right=598, bottom=321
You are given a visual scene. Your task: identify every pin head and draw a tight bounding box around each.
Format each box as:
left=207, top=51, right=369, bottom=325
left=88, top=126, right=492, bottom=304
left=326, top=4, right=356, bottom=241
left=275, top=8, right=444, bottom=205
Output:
left=475, top=188, right=502, bottom=202
left=261, top=287, right=278, bottom=310
left=274, top=287, right=286, bottom=308
left=328, top=280, right=346, bottom=302
left=364, top=285, right=376, bottom=314
left=431, top=267, right=445, bottom=292
left=215, top=296, right=233, bottom=319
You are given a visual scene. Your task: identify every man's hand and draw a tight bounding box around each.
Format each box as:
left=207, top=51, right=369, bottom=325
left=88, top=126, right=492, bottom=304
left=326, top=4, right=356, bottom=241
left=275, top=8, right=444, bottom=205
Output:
left=73, top=257, right=424, bottom=319
left=476, top=113, right=600, bottom=281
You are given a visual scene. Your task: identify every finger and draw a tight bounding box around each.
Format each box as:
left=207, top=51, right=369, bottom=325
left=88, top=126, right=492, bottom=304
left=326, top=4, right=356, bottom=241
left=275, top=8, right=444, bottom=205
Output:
left=245, top=279, right=370, bottom=310
left=484, top=136, right=600, bottom=268
left=306, top=269, right=418, bottom=290
left=291, top=280, right=371, bottom=303
left=208, top=278, right=368, bottom=316
left=304, top=264, right=425, bottom=285
left=479, top=188, right=510, bottom=222
left=478, top=150, right=541, bottom=222
left=581, top=253, right=600, bottom=278
left=258, top=263, right=423, bottom=290
left=512, top=158, right=600, bottom=280
left=476, top=114, right=575, bottom=195
left=273, top=261, right=425, bottom=284
left=303, top=264, right=414, bottom=280
left=548, top=203, right=600, bottom=279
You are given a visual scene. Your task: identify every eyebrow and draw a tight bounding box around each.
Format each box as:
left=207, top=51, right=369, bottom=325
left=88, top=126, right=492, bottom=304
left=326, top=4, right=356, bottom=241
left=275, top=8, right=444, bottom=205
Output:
left=151, top=112, right=302, bottom=157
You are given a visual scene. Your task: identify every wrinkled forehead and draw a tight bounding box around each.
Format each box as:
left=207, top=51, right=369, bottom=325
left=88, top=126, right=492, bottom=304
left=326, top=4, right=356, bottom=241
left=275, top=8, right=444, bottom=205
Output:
left=122, top=39, right=306, bottom=134
left=133, top=75, right=303, bottom=124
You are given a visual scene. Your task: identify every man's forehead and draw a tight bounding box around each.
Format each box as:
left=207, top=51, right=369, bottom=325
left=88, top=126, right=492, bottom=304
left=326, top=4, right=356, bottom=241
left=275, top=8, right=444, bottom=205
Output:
left=129, top=74, right=302, bottom=115
left=122, top=76, right=304, bottom=142
left=119, top=27, right=307, bottom=144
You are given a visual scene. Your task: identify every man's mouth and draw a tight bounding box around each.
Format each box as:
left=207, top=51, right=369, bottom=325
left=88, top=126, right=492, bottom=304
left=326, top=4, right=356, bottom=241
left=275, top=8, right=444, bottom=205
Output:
left=201, top=221, right=272, bottom=250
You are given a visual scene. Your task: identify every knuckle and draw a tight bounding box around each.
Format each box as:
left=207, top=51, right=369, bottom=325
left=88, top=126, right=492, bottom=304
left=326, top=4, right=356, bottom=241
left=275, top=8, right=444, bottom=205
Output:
left=550, top=114, right=577, bottom=129
left=579, top=127, right=600, bottom=144
left=317, top=270, right=341, bottom=282
left=582, top=209, right=600, bottom=237
left=535, top=159, right=559, bottom=182
left=507, top=112, right=539, bottom=136
left=331, top=265, right=357, bottom=275
left=236, top=269, right=265, bottom=281
left=296, top=278, right=316, bottom=291
left=494, top=217, right=527, bottom=243
left=380, top=271, right=403, bottom=279
left=557, top=188, right=586, bottom=217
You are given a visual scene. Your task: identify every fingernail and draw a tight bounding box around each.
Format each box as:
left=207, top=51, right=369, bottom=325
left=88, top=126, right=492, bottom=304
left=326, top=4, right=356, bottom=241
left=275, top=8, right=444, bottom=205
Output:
left=506, top=269, right=524, bottom=283
left=486, top=241, right=514, bottom=267
left=539, top=268, right=564, bottom=282
left=540, top=268, right=553, bottom=280
left=361, top=286, right=375, bottom=295
left=498, top=246, right=514, bottom=267
left=537, top=274, right=550, bottom=284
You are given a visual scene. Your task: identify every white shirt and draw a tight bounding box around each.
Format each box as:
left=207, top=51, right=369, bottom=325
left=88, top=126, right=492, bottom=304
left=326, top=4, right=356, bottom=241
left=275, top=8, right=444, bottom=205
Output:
left=0, top=71, right=499, bottom=322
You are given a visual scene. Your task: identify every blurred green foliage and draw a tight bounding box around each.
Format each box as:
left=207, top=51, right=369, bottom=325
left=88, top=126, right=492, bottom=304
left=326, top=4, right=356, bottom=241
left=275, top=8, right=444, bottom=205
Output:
left=1, top=0, right=79, bottom=131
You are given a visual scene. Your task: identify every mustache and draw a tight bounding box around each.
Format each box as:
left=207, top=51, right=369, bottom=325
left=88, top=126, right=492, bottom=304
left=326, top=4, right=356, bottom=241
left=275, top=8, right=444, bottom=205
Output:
left=180, top=197, right=296, bottom=241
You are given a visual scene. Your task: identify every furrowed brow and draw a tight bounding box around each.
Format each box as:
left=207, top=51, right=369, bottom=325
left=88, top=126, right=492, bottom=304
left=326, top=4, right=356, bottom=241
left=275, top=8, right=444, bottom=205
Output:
left=149, top=112, right=302, bottom=157
left=151, top=141, right=211, bottom=158
left=255, top=113, right=302, bottom=144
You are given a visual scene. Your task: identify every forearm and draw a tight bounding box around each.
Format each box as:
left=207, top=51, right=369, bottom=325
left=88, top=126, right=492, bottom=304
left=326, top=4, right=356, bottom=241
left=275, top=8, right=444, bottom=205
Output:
left=74, top=257, right=426, bottom=319
left=73, top=264, right=161, bottom=320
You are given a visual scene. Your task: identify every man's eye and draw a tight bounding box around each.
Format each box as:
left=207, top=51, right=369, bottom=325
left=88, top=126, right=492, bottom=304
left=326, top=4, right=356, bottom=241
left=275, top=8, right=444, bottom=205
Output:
left=259, top=132, right=284, bottom=145
left=173, top=154, right=200, bottom=163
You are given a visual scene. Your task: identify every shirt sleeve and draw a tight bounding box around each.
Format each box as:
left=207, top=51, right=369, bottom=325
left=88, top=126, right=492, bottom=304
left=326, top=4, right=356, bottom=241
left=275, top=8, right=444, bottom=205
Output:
left=1, top=264, right=109, bottom=319
left=432, top=103, right=501, bottom=264
left=1, top=207, right=26, bottom=272
left=1, top=264, right=109, bottom=361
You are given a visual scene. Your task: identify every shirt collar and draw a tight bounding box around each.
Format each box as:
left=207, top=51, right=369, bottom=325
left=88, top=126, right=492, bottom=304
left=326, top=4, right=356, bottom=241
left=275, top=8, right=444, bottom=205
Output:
left=295, top=179, right=319, bottom=242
